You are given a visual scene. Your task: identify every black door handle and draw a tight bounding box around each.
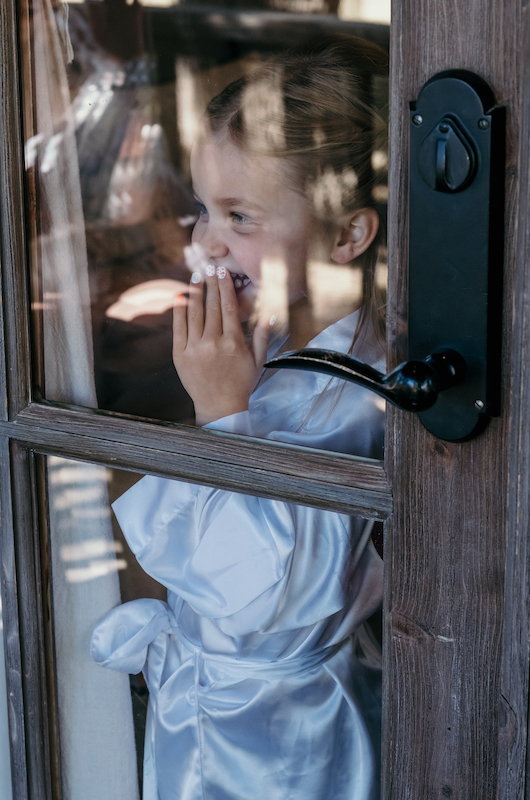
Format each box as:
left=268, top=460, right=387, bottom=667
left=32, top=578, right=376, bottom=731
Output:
left=264, top=348, right=466, bottom=413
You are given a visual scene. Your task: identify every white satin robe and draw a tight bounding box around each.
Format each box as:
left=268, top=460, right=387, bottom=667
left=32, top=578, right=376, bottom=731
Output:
left=91, top=310, right=385, bottom=800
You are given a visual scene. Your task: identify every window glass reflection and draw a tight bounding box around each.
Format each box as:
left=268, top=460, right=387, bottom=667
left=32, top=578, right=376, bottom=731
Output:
left=46, top=457, right=141, bottom=799
left=47, top=457, right=383, bottom=798
left=24, top=0, right=388, bottom=451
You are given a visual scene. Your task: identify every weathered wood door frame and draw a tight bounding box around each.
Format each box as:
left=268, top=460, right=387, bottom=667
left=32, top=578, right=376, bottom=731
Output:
left=384, top=1, right=530, bottom=796
left=0, top=0, right=529, bottom=798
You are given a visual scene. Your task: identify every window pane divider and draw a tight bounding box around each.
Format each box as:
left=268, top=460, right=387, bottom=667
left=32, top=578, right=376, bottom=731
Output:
left=3, top=401, right=392, bottom=519
left=0, top=0, right=31, bottom=421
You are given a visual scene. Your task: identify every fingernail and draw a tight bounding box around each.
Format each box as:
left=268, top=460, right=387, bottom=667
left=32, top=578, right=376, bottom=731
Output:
left=269, top=314, right=277, bottom=326
left=217, top=267, right=227, bottom=279
left=206, top=264, right=216, bottom=277
left=191, top=272, right=202, bottom=284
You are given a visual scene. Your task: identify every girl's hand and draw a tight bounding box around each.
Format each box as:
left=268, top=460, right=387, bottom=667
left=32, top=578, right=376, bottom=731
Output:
left=173, top=268, right=271, bottom=426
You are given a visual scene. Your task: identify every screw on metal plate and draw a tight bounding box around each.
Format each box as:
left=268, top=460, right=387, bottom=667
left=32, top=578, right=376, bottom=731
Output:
left=439, top=122, right=450, bottom=133
left=474, top=399, right=485, bottom=410
left=412, top=114, right=424, bottom=126
left=478, top=118, right=490, bottom=130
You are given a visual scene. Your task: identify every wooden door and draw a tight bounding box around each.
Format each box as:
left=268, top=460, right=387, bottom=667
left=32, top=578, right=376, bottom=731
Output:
left=0, top=0, right=528, bottom=798
left=384, top=1, right=530, bottom=797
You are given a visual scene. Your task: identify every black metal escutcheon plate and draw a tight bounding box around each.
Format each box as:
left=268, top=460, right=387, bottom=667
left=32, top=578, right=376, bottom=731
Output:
left=409, top=71, right=505, bottom=441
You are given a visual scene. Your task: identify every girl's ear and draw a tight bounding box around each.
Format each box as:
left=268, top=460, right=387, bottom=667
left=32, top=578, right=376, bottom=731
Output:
left=330, top=208, right=379, bottom=265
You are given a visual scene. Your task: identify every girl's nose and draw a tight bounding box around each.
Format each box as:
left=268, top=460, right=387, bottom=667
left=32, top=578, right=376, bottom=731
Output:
left=194, top=224, right=229, bottom=260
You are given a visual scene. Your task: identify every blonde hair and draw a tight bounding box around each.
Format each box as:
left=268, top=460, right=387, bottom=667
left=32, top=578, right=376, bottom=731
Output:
left=206, top=34, right=388, bottom=347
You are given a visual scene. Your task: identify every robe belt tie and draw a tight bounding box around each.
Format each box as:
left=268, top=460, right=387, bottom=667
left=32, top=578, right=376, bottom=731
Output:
left=91, top=597, right=343, bottom=680
left=174, top=625, right=342, bottom=680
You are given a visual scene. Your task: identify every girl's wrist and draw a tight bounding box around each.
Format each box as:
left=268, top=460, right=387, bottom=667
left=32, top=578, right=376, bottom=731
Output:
left=195, top=400, right=250, bottom=427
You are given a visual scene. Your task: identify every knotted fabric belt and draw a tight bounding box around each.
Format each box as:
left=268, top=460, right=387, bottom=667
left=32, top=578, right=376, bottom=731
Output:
left=91, top=597, right=342, bottom=680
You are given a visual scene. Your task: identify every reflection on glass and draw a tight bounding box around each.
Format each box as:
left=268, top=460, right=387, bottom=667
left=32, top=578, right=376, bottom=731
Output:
left=171, top=39, right=387, bottom=457
left=46, top=457, right=383, bottom=798
left=47, top=457, right=141, bottom=799
left=23, top=0, right=388, bottom=451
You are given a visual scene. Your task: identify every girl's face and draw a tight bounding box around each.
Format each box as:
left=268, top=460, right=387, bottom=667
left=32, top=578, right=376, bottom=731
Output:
left=190, top=135, right=314, bottom=322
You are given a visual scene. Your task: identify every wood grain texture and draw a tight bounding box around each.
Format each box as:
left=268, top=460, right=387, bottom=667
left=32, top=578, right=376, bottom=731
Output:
left=13, top=401, right=390, bottom=488
left=501, top=2, right=530, bottom=798
left=383, top=0, right=522, bottom=797
left=4, top=403, right=392, bottom=519
left=0, top=0, right=32, bottom=419
left=34, top=454, right=62, bottom=800
left=18, top=0, right=45, bottom=405
left=8, top=443, right=53, bottom=800
left=1, top=442, right=55, bottom=800
left=0, top=438, right=28, bottom=800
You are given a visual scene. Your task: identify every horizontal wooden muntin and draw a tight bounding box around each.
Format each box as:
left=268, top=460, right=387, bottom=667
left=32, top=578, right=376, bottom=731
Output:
left=148, top=6, right=390, bottom=54
left=5, top=401, right=392, bottom=519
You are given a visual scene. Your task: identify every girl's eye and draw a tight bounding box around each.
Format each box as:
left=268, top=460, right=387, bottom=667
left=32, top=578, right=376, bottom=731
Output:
left=230, top=212, right=251, bottom=226
left=196, top=202, right=208, bottom=218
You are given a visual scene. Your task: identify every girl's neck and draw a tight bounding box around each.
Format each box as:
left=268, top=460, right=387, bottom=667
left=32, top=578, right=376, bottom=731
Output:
left=255, top=296, right=358, bottom=391
left=285, top=295, right=316, bottom=351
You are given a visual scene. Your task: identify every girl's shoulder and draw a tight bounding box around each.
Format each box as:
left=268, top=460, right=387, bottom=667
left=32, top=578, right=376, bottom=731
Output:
left=248, top=310, right=385, bottom=457
left=259, top=309, right=385, bottom=403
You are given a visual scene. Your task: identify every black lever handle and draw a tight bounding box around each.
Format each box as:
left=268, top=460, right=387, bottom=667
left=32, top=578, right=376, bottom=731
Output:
left=264, top=348, right=466, bottom=413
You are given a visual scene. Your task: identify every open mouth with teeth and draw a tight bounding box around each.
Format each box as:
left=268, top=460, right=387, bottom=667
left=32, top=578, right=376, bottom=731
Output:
left=229, top=272, right=251, bottom=290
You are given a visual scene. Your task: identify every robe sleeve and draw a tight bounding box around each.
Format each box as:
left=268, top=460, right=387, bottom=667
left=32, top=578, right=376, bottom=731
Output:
left=113, top=476, right=295, bottom=620
left=113, top=474, right=377, bottom=636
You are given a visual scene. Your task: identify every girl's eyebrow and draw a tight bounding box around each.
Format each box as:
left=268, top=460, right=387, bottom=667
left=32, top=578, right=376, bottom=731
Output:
left=216, top=196, right=264, bottom=210
left=192, top=190, right=266, bottom=213
left=216, top=195, right=267, bottom=213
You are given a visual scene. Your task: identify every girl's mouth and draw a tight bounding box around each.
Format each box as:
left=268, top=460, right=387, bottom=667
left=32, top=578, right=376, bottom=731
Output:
left=229, top=272, right=251, bottom=290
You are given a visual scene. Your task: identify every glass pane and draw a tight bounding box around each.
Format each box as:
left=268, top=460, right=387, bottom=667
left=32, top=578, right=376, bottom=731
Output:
left=21, top=0, right=389, bottom=458
left=47, top=456, right=383, bottom=798
left=46, top=457, right=141, bottom=799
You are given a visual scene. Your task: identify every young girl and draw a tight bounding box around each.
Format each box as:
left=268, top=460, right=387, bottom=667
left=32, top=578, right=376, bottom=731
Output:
left=91, top=35, right=387, bottom=800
